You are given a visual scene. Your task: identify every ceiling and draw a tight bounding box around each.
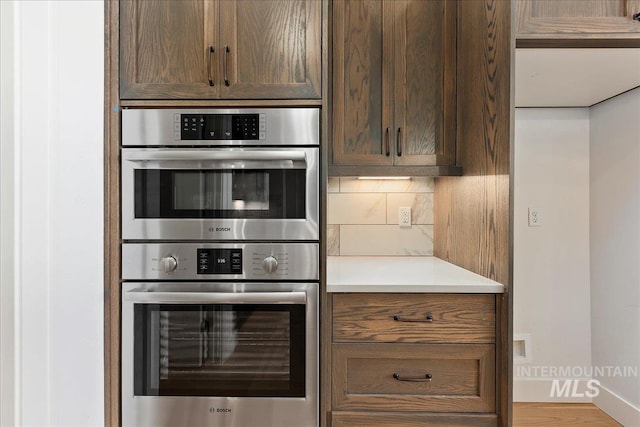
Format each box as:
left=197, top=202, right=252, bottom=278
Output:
left=515, top=48, right=640, bottom=107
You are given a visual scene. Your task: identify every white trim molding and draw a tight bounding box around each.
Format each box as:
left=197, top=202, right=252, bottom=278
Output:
left=594, top=383, right=640, bottom=427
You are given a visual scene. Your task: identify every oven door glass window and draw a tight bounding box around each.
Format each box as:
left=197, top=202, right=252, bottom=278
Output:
left=134, top=303, right=306, bottom=397
left=134, top=169, right=306, bottom=219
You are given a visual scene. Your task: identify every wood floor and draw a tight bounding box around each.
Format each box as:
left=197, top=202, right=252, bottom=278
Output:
left=513, top=403, right=622, bottom=426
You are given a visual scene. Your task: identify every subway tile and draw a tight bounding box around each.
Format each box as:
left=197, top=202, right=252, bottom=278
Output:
left=387, top=193, right=434, bottom=225
left=328, top=177, right=340, bottom=193
left=340, top=225, right=433, bottom=256
left=339, top=177, right=434, bottom=193
left=327, top=225, right=340, bottom=256
left=327, top=193, right=386, bottom=225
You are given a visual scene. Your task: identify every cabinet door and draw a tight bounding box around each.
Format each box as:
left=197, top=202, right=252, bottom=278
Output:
left=217, top=0, right=321, bottom=99
left=516, top=0, right=640, bottom=42
left=393, top=0, right=456, bottom=166
left=332, top=0, right=394, bottom=166
left=120, top=0, right=218, bottom=99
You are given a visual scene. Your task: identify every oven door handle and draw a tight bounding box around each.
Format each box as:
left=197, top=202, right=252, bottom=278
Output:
left=124, top=291, right=307, bottom=305
left=122, top=150, right=307, bottom=163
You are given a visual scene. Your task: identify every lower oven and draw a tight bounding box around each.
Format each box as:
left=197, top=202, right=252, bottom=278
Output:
left=121, top=243, right=319, bottom=427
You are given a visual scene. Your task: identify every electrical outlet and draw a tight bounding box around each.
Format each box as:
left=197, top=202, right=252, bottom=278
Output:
left=399, top=207, right=411, bottom=227
left=528, top=207, right=542, bottom=227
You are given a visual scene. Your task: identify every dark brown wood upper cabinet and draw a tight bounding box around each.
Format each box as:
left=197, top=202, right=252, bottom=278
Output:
left=120, top=0, right=321, bottom=100
left=331, top=0, right=456, bottom=171
left=515, top=0, right=640, bottom=46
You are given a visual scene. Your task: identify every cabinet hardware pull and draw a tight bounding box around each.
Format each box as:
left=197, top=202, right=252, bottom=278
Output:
left=633, top=12, right=640, bottom=21
left=385, top=127, right=390, bottom=156
left=224, top=45, right=231, bottom=86
left=393, top=373, right=433, bottom=382
left=393, top=313, right=434, bottom=322
left=396, top=127, right=402, bottom=157
left=207, top=45, right=215, bottom=86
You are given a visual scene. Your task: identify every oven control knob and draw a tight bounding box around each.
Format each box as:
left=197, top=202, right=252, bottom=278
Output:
left=262, top=256, right=278, bottom=273
left=161, top=256, right=178, bottom=273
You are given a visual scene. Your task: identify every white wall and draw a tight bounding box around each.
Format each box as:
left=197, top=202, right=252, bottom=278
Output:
left=0, top=1, right=17, bottom=425
left=590, top=87, right=640, bottom=426
left=1, top=1, right=104, bottom=426
left=513, top=108, right=593, bottom=402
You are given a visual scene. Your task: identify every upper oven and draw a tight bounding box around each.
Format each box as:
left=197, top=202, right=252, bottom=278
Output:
left=121, top=108, right=319, bottom=241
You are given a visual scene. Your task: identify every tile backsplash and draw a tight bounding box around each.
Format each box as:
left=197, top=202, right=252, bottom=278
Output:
left=327, top=177, right=434, bottom=256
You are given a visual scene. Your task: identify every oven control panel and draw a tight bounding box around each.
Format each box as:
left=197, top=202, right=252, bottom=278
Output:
left=197, top=248, right=243, bottom=274
left=122, top=243, right=319, bottom=281
left=122, top=108, right=319, bottom=147
left=179, top=113, right=266, bottom=141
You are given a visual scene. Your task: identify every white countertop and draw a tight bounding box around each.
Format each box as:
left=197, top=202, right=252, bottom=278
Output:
left=327, top=256, right=505, bottom=293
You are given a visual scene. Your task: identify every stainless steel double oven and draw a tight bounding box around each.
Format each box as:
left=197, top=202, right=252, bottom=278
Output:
left=120, top=108, right=320, bottom=427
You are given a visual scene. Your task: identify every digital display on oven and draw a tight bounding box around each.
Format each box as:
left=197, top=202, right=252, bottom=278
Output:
left=181, top=114, right=260, bottom=140
left=197, top=248, right=243, bottom=274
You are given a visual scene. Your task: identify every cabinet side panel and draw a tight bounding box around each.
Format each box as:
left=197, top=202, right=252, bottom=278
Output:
left=104, top=1, right=120, bottom=426
left=434, top=0, right=511, bottom=425
left=434, top=0, right=510, bottom=292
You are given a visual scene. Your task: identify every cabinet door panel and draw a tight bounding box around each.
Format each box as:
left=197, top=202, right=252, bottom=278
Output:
left=332, top=0, right=393, bottom=166
left=333, top=293, right=496, bottom=344
left=393, top=0, right=456, bottom=166
left=515, top=0, right=640, bottom=40
left=332, top=343, right=496, bottom=412
left=218, top=0, right=321, bottom=99
left=120, top=0, right=218, bottom=99
left=331, top=412, right=498, bottom=427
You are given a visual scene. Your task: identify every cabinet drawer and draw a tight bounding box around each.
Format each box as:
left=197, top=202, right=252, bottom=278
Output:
left=331, top=411, right=498, bottom=427
left=332, top=343, right=495, bottom=413
left=333, top=294, right=495, bottom=344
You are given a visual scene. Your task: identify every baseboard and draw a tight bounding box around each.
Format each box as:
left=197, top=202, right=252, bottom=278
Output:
left=594, top=384, right=640, bottom=427
left=514, top=378, right=592, bottom=403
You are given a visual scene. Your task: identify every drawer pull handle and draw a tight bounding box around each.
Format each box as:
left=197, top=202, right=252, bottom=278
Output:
left=393, top=373, right=433, bottom=382
left=393, top=313, right=434, bottom=322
